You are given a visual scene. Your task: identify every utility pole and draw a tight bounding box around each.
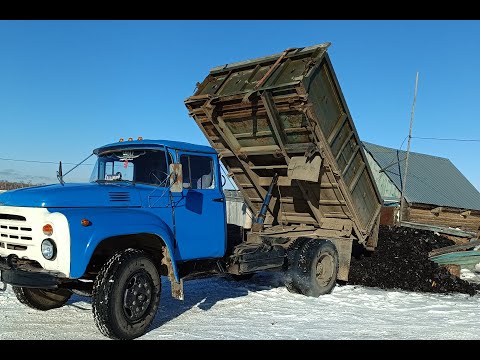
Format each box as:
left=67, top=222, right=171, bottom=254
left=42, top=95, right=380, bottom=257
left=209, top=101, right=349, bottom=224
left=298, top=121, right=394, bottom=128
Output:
left=399, top=72, right=419, bottom=223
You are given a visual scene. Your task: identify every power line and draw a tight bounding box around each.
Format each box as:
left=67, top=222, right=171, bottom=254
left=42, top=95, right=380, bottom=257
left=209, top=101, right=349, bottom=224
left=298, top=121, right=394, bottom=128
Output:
left=1, top=134, right=479, bottom=168
left=399, top=135, right=408, bottom=151
left=0, top=157, right=93, bottom=166
left=412, top=136, right=480, bottom=142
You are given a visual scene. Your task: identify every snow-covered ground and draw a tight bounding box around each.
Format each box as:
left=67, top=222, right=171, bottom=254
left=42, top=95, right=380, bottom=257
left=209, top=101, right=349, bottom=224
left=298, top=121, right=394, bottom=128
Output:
left=1, top=272, right=480, bottom=340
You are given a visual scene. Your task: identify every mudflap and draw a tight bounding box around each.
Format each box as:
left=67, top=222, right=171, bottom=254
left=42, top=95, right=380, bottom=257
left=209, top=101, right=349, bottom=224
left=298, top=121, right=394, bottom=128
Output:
left=171, top=279, right=184, bottom=300
left=329, top=238, right=353, bottom=282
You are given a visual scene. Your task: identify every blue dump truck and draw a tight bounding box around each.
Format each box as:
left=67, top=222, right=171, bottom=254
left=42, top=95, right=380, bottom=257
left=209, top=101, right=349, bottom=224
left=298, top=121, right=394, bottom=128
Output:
left=0, top=43, right=382, bottom=339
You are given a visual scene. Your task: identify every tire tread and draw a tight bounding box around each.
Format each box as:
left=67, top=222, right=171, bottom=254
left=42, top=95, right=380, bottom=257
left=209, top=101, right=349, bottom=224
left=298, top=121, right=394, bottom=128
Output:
left=286, top=238, right=339, bottom=297
left=92, top=248, right=159, bottom=340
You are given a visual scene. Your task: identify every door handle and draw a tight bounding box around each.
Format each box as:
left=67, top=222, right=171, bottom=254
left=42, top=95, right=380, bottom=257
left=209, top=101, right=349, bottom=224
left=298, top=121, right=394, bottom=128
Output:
left=212, top=197, right=224, bottom=202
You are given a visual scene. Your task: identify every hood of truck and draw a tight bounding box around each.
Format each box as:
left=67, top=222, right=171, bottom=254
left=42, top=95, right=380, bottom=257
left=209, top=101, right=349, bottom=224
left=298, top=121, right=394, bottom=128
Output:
left=0, top=183, right=142, bottom=208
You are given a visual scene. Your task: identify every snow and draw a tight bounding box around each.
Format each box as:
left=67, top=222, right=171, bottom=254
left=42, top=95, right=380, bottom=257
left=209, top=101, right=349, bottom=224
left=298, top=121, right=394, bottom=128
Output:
left=2, top=272, right=480, bottom=340
left=461, top=268, right=480, bottom=284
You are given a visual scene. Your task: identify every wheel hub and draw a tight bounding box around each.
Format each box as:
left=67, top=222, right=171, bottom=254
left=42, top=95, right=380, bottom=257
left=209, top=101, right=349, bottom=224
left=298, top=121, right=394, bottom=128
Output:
left=316, top=253, right=334, bottom=287
left=123, top=270, right=154, bottom=322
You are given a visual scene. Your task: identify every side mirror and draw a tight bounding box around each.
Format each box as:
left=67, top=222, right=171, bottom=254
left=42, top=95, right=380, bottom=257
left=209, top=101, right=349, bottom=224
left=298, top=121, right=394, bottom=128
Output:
left=221, top=174, right=227, bottom=187
left=169, top=163, right=183, bottom=193
left=57, top=161, right=65, bottom=186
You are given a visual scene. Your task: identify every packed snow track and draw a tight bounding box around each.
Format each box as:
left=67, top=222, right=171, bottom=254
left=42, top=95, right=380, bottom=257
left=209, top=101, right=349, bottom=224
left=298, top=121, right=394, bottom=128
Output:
left=1, top=272, right=479, bottom=340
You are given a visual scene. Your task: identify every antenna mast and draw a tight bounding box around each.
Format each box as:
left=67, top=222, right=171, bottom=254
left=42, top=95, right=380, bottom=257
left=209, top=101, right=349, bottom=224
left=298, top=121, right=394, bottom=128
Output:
left=399, top=72, right=419, bottom=223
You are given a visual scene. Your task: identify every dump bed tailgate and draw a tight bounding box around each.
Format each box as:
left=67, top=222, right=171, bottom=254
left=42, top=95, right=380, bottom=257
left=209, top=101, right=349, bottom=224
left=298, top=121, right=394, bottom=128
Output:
left=185, top=43, right=382, bottom=244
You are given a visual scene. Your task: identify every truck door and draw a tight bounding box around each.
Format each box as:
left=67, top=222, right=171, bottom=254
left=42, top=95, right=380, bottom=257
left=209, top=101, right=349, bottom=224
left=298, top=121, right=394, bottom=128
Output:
left=171, top=152, right=226, bottom=261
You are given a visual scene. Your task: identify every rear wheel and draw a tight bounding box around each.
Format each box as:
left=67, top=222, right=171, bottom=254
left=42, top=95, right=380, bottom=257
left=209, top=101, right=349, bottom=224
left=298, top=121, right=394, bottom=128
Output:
left=287, top=239, right=339, bottom=297
left=13, top=287, right=72, bottom=311
left=284, top=237, right=311, bottom=294
left=92, top=249, right=161, bottom=340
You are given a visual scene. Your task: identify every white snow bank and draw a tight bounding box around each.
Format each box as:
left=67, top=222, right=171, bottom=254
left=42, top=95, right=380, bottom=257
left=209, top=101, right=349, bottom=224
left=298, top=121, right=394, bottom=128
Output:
left=1, top=272, right=480, bottom=340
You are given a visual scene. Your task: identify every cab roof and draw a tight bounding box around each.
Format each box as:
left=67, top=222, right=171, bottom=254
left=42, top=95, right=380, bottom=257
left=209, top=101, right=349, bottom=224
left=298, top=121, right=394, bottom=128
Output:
left=93, top=139, right=217, bottom=155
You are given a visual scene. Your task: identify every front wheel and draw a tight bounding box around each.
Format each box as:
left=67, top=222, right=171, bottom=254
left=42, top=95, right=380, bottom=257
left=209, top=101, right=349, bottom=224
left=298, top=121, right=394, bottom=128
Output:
left=92, top=249, right=161, bottom=340
left=13, top=287, right=72, bottom=311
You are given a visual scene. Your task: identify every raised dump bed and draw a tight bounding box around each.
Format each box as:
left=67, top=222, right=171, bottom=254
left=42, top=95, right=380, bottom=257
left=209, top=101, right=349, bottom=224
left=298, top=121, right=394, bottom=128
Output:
left=185, top=42, right=382, bottom=250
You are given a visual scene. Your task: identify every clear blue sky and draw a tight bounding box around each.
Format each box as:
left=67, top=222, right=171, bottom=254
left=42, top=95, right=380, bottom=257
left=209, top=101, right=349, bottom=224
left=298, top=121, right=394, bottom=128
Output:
left=0, top=20, right=479, bottom=190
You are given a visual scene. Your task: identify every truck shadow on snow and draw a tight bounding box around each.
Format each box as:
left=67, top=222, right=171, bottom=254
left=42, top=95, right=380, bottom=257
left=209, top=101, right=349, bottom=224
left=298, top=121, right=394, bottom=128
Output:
left=149, top=272, right=285, bottom=332
left=64, top=272, right=286, bottom=333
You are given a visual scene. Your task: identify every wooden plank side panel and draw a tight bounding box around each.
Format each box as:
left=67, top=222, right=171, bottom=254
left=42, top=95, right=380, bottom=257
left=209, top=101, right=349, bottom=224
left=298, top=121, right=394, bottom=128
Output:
left=407, top=206, right=480, bottom=233
left=307, top=64, right=343, bottom=138
left=302, top=64, right=367, bottom=236
left=316, top=166, right=352, bottom=228
left=332, top=124, right=354, bottom=161
left=321, top=55, right=383, bottom=231
left=343, top=152, right=363, bottom=186
left=303, top=58, right=381, bottom=234
left=350, top=174, right=378, bottom=228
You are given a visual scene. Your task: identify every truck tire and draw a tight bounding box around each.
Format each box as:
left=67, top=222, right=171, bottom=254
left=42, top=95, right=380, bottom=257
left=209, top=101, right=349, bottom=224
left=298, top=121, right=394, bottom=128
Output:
left=92, top=249, right=161, bottom=340
left=288, top=239, right=339, bottom=297
left=13, top=286, right=72, bottom=311
left=284, top=237, right=312, bottom=294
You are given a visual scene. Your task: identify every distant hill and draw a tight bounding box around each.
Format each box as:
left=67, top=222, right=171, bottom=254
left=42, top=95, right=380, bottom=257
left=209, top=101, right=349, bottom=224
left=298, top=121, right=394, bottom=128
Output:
left=0, top=180, right=44, bottom=190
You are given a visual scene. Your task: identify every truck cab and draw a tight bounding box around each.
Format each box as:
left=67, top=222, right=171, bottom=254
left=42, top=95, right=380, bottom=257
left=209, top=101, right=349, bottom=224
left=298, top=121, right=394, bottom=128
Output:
left=0, top=138, right=227, bottom=339
left=87, top=138, right=227, bottom=262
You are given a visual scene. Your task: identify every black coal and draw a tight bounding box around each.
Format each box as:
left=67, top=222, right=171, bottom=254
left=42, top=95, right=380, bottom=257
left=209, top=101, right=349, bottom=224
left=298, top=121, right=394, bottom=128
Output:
left=348, top=225, right=480, bottom=296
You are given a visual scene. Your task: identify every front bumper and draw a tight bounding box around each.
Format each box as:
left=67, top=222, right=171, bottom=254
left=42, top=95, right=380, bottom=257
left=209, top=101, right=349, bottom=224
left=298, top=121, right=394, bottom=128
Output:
left=0, top=255, right=61, bottom=289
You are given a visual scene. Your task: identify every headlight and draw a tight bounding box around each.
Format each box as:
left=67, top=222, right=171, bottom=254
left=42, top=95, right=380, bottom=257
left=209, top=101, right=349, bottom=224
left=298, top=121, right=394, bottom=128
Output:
left=41, top=239, right=56, bottom=260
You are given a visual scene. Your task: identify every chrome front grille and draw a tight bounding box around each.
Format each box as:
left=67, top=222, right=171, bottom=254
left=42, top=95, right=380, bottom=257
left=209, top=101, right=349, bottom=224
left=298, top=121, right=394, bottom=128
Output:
left=0, top=213, right=33, bottom=251
left=0, top=205, right=71, bottom=277
left=0, top=214, right=26, bottom=221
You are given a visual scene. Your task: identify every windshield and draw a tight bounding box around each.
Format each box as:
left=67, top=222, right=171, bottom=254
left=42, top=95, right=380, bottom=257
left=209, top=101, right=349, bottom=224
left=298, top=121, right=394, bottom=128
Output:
left=89, top=148, right=171, bottom=186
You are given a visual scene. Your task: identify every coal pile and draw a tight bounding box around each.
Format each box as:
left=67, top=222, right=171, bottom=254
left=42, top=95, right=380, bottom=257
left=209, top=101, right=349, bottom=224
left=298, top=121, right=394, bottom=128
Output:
left=348, top=225, right=480, bottom=296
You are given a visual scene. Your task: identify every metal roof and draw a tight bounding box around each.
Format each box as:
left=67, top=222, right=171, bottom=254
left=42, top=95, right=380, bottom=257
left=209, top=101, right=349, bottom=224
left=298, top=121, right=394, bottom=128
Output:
left=363, top=141, right=480, bottom=211
left=94, top=139, right=217, bottom=155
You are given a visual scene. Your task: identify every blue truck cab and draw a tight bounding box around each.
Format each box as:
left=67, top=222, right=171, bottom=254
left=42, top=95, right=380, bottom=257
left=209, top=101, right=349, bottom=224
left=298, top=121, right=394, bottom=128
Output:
left=0, top=138, right=228, bottom=339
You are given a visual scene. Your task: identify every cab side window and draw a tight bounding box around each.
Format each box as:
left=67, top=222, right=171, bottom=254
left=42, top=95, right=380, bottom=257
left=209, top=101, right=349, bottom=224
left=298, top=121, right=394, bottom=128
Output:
left=180, top=155, right=215, bottom=190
